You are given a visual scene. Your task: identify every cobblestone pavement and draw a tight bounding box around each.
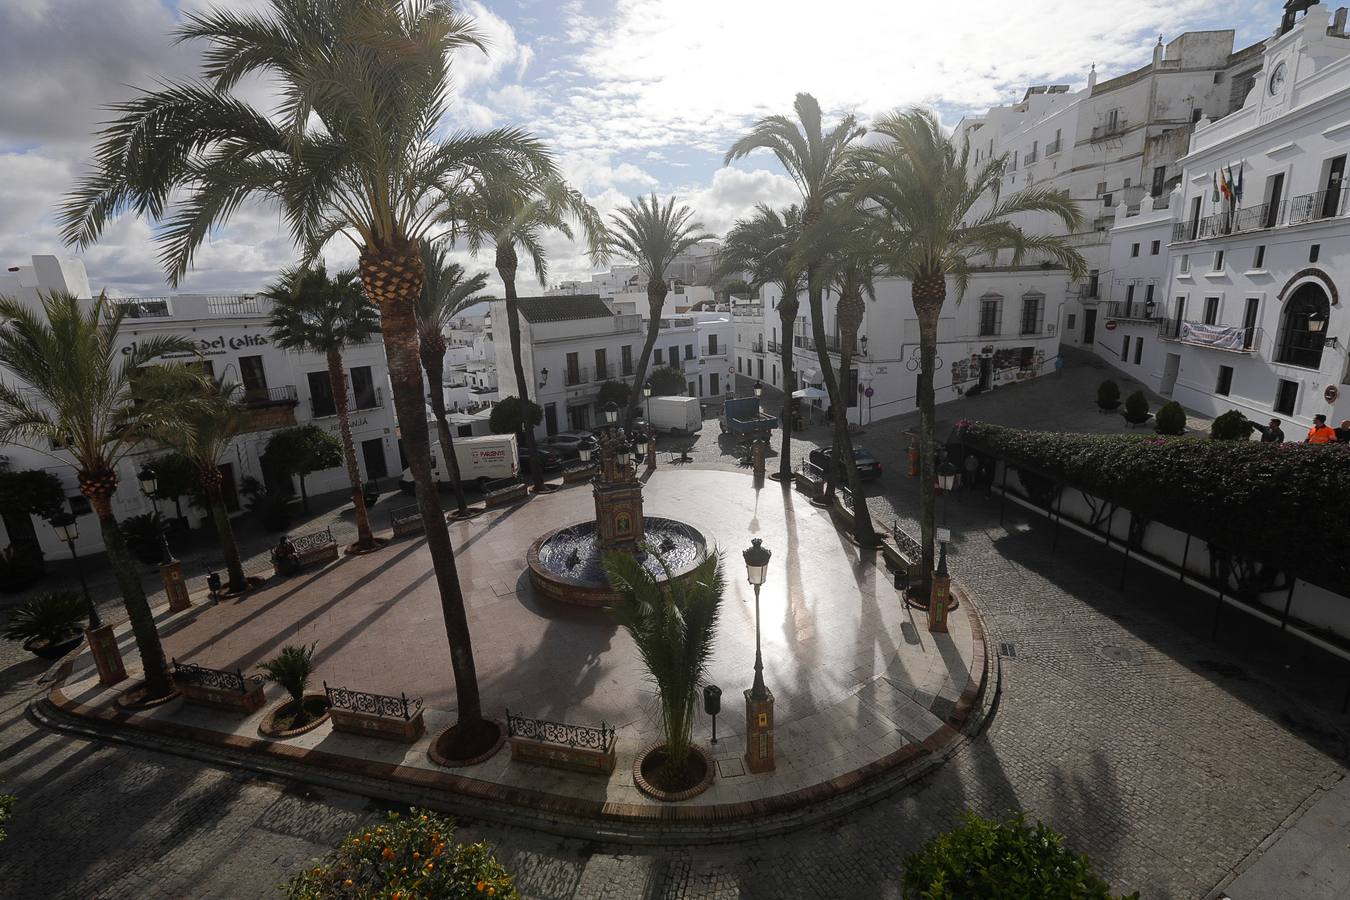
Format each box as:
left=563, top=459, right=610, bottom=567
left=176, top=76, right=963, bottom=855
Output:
left=2, top=356, right=1347, bottom=899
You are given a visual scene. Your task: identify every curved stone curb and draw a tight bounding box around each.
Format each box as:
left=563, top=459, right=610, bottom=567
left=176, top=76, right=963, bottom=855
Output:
left=258, top=694, right=330, bottom=739
left=427, top=720, right=505, bottom=768
left=632, top=743, right=715, bottom=802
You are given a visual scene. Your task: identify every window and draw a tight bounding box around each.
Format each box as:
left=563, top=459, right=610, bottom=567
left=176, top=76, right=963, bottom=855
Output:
left=1214, top=71, right=1224, bottom=84
left=1253, top=245, right=1266, bottom=269
left=1019, top=292, right=1044, bottom=335
left=1126, top=284, right=1136, bottom=305
left=669, top=345, right=679, bottom=365
left=1121, top=335, right=1131, bottom=361
left=1145, top=284, right=1155, bottom=303
left=351, top=366, right=377, bottom=409
left=1124, top=177, right=1132, bottom=189
left=1151, top=166, right=1167, bottom=197
left=708, top=334, right=718, bottom=354
left=1086, top=270, right=1100, bottom=298
left=622, top=345, right=633, bottom=376
left=239, top=355, right=268, bottom=397
left=1151, top=240, right=1160, bottom=255
left=978, top=294, right=1002, bottom=336
left=1242, top=297, right=1261, bottom=349
left=1277, top=283, right=1331, bottom=368
left=1180, top=254, right=1191, bottom=274
left=1216, top=365, right=1234, bottom=396
left=566, top=351, right=581, bottom=384
left=1310, top=244, right=1321, bottom=263
left=1191, top=108, right=1204, bottom=124
left=1096, top=181, right=1108, bottom=196
left=654, top=348, right=663, bottom=365
left=685, top=343, right=694, bottom=360
left=757, top=358, right=764, bottom=379
left=1102, top=192, right=1114, bottom=208
left=1190, top=195, right=1203, bottom=239
left=1133, top=338, right=1143, bottom=364
left=736, top=356, right=742, bottom=373
left=1131, top=243, right=1140, bottom=257
left=69, top=495, right=92, bottom=517
left=1274, top=378, right=1299, bottom=415
left=1263, top=173, right=1285, bottom=228
left=1203, top=296, right=1220, bottom=325
left=308, top=370, right=335, bottom=417
left=1213, top=250, right=1225, bottom=271
left=594, top=348, right=607, bottom=379
left=1066, top=313, right=1077, bottom=329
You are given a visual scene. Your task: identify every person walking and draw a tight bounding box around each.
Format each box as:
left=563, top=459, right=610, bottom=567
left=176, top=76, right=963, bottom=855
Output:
left=1305, top=414, right=1337, bottom=444
left=1336, top=419, right=1350, bottom=443
left=1251, top=417, right=1285, bottom=443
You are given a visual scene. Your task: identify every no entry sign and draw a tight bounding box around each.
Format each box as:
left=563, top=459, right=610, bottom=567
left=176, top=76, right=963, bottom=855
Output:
left=1104, top=319, right=1118, bottom=331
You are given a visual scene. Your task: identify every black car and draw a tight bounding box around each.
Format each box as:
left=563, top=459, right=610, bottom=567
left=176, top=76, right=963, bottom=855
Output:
left=808, top=446, right=883, bottom=480
left=518, top=446, right=563, bottom=473
left=541, top=430, right=598, bottom=460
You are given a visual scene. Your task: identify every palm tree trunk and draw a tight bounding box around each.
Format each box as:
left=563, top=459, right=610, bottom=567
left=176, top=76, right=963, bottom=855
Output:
left=421, top=338, right=469, bottom=517
left=626, top=280, right=669, bottom=424
left=328, top=350, right=376, bottom=549
left=203, top=474, right=247, bottom=593
left=807, top=282, right=866, bottom=534
left=913, top=272, right=945, bottom=596
left=360, top=237, right=487, bottom=754
left=776, top=302, right=797, bottom=482
left=836, top=338, right=877, bottom=546
left=497, top=244, right=544, bottom=492
left=84, top=478, right=171, bottom=698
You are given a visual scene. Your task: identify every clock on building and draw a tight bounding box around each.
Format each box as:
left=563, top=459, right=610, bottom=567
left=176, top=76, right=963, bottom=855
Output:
left=1268, top=61, right=1288, bottom=95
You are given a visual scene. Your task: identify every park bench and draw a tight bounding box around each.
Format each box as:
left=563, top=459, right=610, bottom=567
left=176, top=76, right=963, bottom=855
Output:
left=482, top=478, right=528, bottom=509
left=794, top=460, right=827, bottom=501
left=272, top=526, right=339, bottom=576
left=505, top=708, right=616, bottom=775
left=389, top=503, right=423, bottom=538
left=561, top=462, right=596, bottom=484
left=172, top=658, right=266, bottom=714
left=323, top=681, right=425, bottom=743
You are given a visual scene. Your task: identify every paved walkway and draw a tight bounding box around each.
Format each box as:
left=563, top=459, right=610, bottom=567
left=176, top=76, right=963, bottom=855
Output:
left=2, top=358, right=1347, bottom=898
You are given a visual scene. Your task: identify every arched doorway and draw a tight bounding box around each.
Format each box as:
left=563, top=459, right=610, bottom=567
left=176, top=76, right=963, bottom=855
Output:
left=1275, top=282, right=1331, bottom=369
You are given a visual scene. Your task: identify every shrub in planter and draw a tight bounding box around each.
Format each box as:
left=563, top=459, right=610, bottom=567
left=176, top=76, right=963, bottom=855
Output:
left=1096, top=379, right=1121, bottom=411
left=1121, top=390, right=1150, bottom=424
left=0, top=542, right=45, bottom=593
left=902, top=811, right=1136, bottom=899
left=284, top=808, right=517, bottom=899
left=119, top=512, right=166, bottom=565
left=1211, top=410, right=1250, bottom=441
left=1155, top=401, right=1186, bottom=435
left=4, top=591, right=85, bottom=657
left=260, top=642, right=325, bottom=728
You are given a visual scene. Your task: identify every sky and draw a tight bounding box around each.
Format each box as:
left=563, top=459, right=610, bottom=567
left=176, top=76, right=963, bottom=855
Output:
left=0, top=0, right=1287, bottom=298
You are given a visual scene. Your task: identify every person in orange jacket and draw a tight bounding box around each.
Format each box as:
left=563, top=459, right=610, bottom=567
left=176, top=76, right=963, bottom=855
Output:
left=1306, top=414, right=1337, bottom=444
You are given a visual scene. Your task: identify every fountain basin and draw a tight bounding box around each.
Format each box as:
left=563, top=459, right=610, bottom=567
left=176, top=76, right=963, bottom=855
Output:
left=527, top=517, right=709, bottom=608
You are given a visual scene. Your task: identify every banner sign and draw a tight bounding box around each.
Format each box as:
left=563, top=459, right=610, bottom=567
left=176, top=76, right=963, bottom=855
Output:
left=1180, top=322, right=1247, bottom=351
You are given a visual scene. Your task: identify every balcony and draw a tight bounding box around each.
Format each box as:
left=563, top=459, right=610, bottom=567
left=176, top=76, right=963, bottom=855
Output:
left=241, top=385, right=298, bottom=408
left=1175, top=321, right=1262, bottom=353
left=309, top=387, right=384, bottom=418
left=1288, top=187, right=1347, bottom=225
left=749, top=340, right=765, bottom=353
left=700, top=346, right=727, bottom=358
left=1045, top=138, right=1062, bottom=156
left=564, top=366, right=590, bottom=387
left=766, top=340, right=782, bottom=354
left=1090, top=119, right=1127, bottom=142
left=1102, top=300, right=1165, bottom=323
left=1024, top=150, right=1038, bottom=166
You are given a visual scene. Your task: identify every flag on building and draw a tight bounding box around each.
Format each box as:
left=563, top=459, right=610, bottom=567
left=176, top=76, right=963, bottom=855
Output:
left=1233, top=164, right=1243, bottom=202
left=1219, top=167, right=1232, bottom=202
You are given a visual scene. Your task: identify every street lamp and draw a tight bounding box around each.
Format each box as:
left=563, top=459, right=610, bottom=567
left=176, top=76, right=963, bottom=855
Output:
left=743, top=537, right=771, bottom=700
left=538, top=367, right=549, bottom=388
left=603, top=400, right=619, bottom=428
left=642, top=383, right=652, bottom=422
left=938, top=459, right=958, bottom=526
left=1307, top=311, right=1326, bottom=333
left=753, top=380, right=763, bottom=398
left=860, top=334, right=868, bottom=356
left=578, top=442, right=593, bottom=465
left=137, top=464, right=175, bottom=565
left=52, top=513, right=99, bottom=629
left=617, top=442, right=633, bottom=469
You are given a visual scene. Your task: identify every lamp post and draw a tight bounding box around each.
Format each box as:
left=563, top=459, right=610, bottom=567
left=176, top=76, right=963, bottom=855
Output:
left=753, top=380, right=763, bottom=399
left=52, top=514, right=98, bottom=629
left=139, top=463, right=191, bottom=611
left=642, top=384, right=652, bottom=423
left=938, top=459, right=958, bottom=526
left=860, top=334, right=868, bottom=357
left=742, top=538, right=775, bottom=771
left=137, top=464, right=175, bottom=565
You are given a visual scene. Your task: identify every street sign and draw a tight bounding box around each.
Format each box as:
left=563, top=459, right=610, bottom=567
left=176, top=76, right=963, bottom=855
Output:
left=864, top=387, right=875, bottom=398
left=728, top=366, right=735, bottom=374
left=1326, top=384, right=1339, bottom=404
left=1104, top=319, right=1118, bottom=331
left=937, top=527, right=952, bottom=544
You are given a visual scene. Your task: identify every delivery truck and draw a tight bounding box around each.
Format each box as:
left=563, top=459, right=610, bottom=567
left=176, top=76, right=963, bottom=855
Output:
left=400, top=432, right=518, bottom=492
left=645, top=395, right=703, bottom=434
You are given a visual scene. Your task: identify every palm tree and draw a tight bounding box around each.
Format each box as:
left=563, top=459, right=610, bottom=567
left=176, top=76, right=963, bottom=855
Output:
left=415, top=239, right=488, bottom=517
left=804, top=203, right=886, bottom=546
left=60, top=0, right=553, bottom=755
left=725, top=93, right=866, bottom=499
left=607, top=193, right=713, bottom=424
left=136, top=369, right=251, bottom=593
left=604, top=550, right=723, bottom=783
left=0, top=291, right=198, bottom=699
left=451, top=177, right=607, bottom=491
left=263, top=264, right=381, bottom=551
left=716, top=204, right=803, bottom=482
left=858, top=108, right=1086, bottom=591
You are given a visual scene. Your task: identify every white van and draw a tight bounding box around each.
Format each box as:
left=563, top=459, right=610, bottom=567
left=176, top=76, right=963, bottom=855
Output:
left=646, top=395, right=703, bottom=434
left=400, top=433, right=518, bottom=492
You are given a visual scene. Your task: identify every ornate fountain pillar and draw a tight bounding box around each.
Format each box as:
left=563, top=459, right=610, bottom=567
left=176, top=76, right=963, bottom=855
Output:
left=593, top=431, right=645, bottom=553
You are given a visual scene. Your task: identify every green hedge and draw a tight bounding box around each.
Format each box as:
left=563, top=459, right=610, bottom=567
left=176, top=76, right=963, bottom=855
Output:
left=960, top=422, right=1350, bottom=589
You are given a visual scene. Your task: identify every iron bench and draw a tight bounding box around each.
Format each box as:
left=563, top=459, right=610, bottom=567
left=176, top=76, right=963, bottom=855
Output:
left=172, top=658, right=266, bottom=714
left=272, top=526, right=339, bottom=576
left=324, top=681, right=425, bottom=743
left=506, top=708, right=616, bottom=775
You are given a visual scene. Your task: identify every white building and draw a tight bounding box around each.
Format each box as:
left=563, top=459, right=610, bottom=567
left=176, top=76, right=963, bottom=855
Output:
left=0, top=255, right=402, bottom=558
left=1089, top=3, right=1350, bottom=432
left=491, top=295, right=734, bottom=435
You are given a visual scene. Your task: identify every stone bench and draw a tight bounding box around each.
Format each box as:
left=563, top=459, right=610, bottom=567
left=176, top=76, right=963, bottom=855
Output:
left=389, top=504, right=424, bottom=538
left=506, top=709, right=616, bottom=775
left=483, top=480, right=528, bottom=509
left=324, top=682, right=425, bottom=743
left=172, top=658, right=266, bottom=714
left=561, top=463, right=596, bottom=484
left=272, top=526, right=339, bottom=576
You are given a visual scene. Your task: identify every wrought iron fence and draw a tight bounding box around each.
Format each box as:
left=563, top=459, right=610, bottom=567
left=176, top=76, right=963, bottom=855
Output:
left=240, top=384, right=298, bottom=407
left=291, top=527, right=335, bottom=555
left=172, top=658, right=261, bottom=694
left=506, top=708, right=615, bottom=751
left=324, top=682, right=422, bottom=720
left=1288, top=187, right=1347, bottom=225
left=891, top=519, right=922, bottom=559
left=390, top=504, right=420, bottom=528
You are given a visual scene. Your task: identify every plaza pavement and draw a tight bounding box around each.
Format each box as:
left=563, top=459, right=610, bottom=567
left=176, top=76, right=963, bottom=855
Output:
left=2, top=355, right=1348, bottom=898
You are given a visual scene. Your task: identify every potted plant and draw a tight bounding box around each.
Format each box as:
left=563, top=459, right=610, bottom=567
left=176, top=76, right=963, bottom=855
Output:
left=1155, top=401, right=1187, bottom=435
left=1121, top=390, right=1151, bottom=425
left=258, top=642, right=329, bottom=737
left=1096, top=379, right=1121, bottom=412
left=604, top=549, right=723, bottom=801
left=4, top=591, right=85, bottom=659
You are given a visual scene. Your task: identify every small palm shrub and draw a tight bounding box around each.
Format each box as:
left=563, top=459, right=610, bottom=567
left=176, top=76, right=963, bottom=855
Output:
left=902, top=811, right=1137, bottom=899
left=1122, top=390, right=1150, bottom=424
left=3, top=591, right=84, bottom=646
left=284, top=808, right=516, bottom=899
left=1155, top=401, right=1187, bottom=435
left=1211, top=410, right=1249, bottom=441
left=119, top=512, right=166, bottom=564
left=0, top=543, right=45, bottom=593
left=260, top=642, right=320, bottom=724
left=1096, top=379, right=1121, bottom=410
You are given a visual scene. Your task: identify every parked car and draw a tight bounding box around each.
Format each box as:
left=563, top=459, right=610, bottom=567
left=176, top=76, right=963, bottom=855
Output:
left=541, top=430, right=598, bottom=459
left=808, top=446, right=883, bottom=480
left=519, top=445, right=563, bottom=473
